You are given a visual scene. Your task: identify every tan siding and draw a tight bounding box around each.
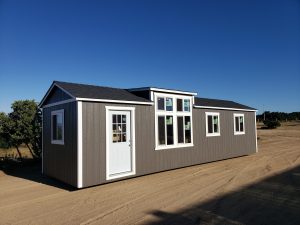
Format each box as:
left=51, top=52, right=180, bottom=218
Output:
left=43, top=102, right=77, bottom=186
left=82, top=102, right=256, bottom=188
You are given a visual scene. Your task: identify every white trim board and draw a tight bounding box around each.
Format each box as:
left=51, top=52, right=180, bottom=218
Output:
left=194, top=105, right=257, bottom=112
left=255, top=111, right=258, bottom=153
left=77, top=101, right=83, bottom=188
left=105, top=106, right=136, bottom=181
left=76, top=97, right=153, bottom=105
left=41, top=109, right=44, bottom=174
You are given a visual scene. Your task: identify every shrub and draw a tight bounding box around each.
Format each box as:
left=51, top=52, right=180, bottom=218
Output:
left=263, top=120, right=281, bottom=129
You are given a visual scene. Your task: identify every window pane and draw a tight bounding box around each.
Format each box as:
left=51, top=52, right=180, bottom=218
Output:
left=56, top=113, right=63, bottom=125
left=157, top=97, right=165, bottom=110
left=213, top=116, right=219, bottom=133
left=184, top=99, right=190, bottom=112
left=113, top=115, right=117, bottom=123
left=177, top=116, right=184, bottom=143
left=52, top=115, right=57, bottom=140
left=177, top=99, right=183, bottom=112
left=122, top=115, right=126, bottom=123
left=122, top=133, right=126, bottom=142
left=240, top=117, right=244, bottom=131
left=185, top=116, right=191, bottom=143
left=122, top=124, right=126, bottom=133
left=158, top=116, right=165, bottom=145
left=235, top=117, right=239, bottom=132
left=208, top=115, right=213, bottom=133
left=117, top=115, right=121, bottom=123
left=166, top=98, right=173, bottom=111
left=57, top=125, right=63, bottom=140
left=166, top=116, right=173, bottom=145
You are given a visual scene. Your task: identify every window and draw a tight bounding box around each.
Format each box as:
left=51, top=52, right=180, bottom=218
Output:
left=184, top=99, right=190, bottom=112
left=112, top=114, right=127, bottom=142
left=177, top=116, right=191, bottom=144
left=234, top=114, right=245, bottom=135
left=177, top=99, right=183, bottom=112
left=155, top=94, right=193, bottom=150
left=206, top=112, right=220, bottom=137
left=51, top=109, right=64, bottom=144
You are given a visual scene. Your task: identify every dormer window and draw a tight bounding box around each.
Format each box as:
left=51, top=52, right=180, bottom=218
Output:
left=154, top=93, right=193, bottom=150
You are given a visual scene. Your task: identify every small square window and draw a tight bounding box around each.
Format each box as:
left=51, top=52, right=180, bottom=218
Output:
left=166, top=98, right=173, bottom=111
left=184, top=99, right=190, bottom=112
left=234, top=114, right=245, bottom=135
left=177, top=99, right=183, bottom=112
left=206, top=112, right=220, bottom=137
left=157, top=97, right=165, bottom=110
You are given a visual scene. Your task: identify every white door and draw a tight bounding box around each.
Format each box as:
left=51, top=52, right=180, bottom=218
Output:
left=108, top=110, right=133, bottom=178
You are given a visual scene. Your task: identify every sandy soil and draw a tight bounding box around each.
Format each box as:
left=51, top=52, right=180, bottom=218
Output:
left=0, top=123, right=299, bottom=225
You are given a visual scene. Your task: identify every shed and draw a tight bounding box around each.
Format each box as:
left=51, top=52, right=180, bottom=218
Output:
left=40, top=81, right=257, bottom=188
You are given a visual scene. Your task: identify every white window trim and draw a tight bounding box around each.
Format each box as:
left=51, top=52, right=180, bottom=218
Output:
left=234, top=113, right=245, bottom=135
left=105, top=106, right=136, bottom=180
left=205, top=112, right=220, bottom=137
left=51, top=109, right=65, bottom=145
left=154, top=93, right=193, bottom=150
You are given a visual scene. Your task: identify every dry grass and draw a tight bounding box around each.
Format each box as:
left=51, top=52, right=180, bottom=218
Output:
left=0, top=144, right=33, bottom=159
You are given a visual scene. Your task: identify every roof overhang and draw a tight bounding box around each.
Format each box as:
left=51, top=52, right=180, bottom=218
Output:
left=128, top=87, right=197, bottom=96
left=194, top=105, right=257, bottom=112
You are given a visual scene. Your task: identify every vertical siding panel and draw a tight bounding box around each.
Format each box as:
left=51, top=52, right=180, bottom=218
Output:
left=80, top=102, right=256, bottom=188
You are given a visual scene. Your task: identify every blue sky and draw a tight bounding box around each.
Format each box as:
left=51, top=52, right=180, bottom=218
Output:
left=0, top=0, right=299, bottom=113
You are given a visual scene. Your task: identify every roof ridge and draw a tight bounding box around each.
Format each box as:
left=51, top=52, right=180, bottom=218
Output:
left=54, top=80, right=130, bottom=92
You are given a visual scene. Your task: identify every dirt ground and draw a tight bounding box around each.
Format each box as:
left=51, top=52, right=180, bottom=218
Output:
left=0, top=123, right=299, bottom=225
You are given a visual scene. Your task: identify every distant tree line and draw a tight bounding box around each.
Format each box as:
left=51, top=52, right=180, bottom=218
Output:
left=257, top=111, right=300, bottom=122
left=0, top=100, right=41, bottom=159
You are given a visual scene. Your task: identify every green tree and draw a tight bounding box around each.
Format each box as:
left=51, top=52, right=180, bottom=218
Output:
left=0, top=112, right=23, bottom=159
left=9, top=100, right=41, bottom=158
left=0, top=100, right=42, bottom=160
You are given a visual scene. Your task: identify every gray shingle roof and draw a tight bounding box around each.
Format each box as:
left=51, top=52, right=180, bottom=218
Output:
left=195, top=97, right=256, bottom=110
left=54, top=81, right=151, bottom=102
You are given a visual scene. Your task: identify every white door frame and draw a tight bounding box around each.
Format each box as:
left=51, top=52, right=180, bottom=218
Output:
left=105, top=106, right=136, bottom=180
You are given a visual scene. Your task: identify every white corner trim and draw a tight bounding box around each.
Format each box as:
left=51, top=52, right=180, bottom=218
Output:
left=205, top=112, right=221, bottom=137
left=41, top=109, right=44, bottom=174
left=194, top=105, right=257, bottom=112
left=77, top=101, right=83, bottom=188
left=76, top=97, right=153, bottom=105
left=41, top=99, right=76, bottom=109
left=105, top=106, right=136, bottom=181
left=255, top=111, right=258, bottom=153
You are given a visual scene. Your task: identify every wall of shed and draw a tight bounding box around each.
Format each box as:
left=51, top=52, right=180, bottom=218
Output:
left=43, top=102, right=78, bottom=187
left=82, top=102, right=256, bottom=188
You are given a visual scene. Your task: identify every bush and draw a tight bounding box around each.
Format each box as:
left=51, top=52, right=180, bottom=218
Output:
left=263, top=120, right=281, bottom=129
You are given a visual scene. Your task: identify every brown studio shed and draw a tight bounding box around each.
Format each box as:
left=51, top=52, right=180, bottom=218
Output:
left=40, top=81, right=257, bottom=188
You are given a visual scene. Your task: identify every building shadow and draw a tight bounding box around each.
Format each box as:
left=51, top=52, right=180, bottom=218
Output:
left=146, top=165, right=300, bottom=225
left=0, top=159, right=75, bottom=191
